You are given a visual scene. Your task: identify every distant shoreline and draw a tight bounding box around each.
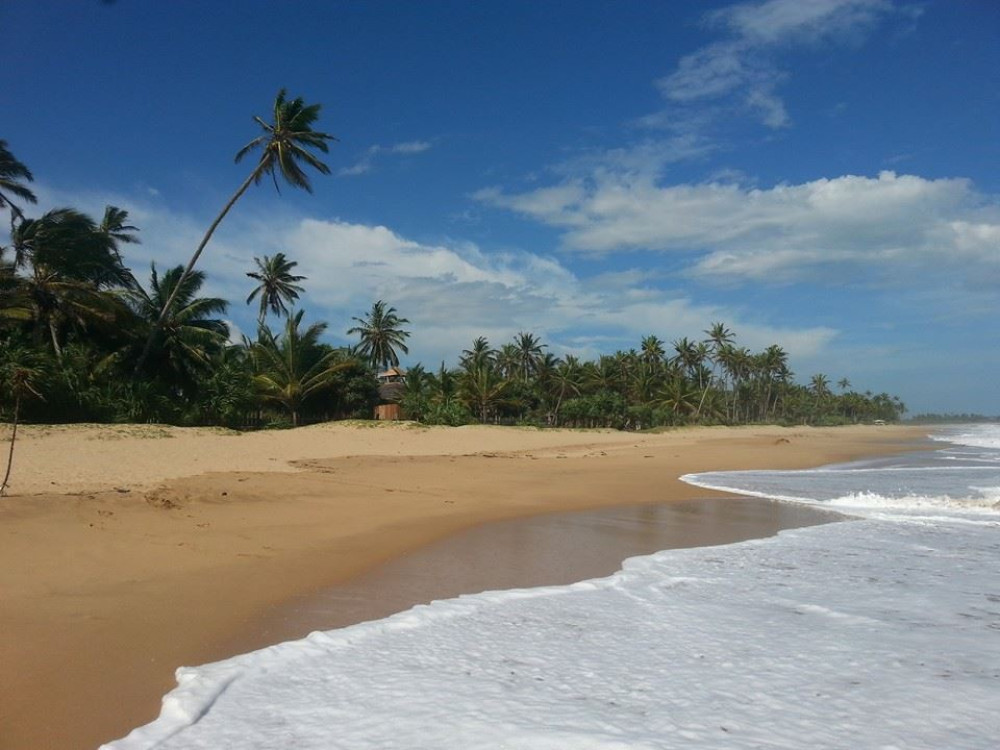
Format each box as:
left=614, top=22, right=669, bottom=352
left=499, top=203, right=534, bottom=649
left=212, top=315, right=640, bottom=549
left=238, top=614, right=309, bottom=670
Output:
left=0, top=422, right=926, bottom=749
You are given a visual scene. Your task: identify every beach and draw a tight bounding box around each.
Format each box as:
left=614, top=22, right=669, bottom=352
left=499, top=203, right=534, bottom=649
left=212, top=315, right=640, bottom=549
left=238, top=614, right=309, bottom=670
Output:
left=0, top=421, right=923, bottom=750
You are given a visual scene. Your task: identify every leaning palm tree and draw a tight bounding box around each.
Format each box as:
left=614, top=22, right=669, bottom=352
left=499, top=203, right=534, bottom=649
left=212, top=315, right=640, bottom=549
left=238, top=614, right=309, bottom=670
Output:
left=0, top=140, right=37, bottom=229
left=347, top=300, right=410, bottom=371
left=135, top=89, right=336, bottom=373
left=246, top=252, right=306, bottom=325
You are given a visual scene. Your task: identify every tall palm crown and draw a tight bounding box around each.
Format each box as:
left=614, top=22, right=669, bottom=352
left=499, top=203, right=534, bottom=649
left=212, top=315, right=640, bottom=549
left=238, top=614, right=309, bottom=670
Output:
left=347, top=300, right=410, bottom=372
left=460, top=337, right=495, bottom=371
left=136, top=89, right=335, bottom=374
left=0, top=140, right=37, bottom=226
left=640, top=335, right=666, bottom=366
left=513, top=331, right=545, bottom=381
left=246, top=252, right=306, bottom=325
left=235, top=89, right=337, bottom=193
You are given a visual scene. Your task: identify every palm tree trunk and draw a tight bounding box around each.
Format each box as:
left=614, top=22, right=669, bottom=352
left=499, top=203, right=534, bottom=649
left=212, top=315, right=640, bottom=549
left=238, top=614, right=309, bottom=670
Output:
left=47, top=318, right=63, bottom=362
left=1, top=394, right=20, bottom=496
left=133, top=165, right=263, bottom=375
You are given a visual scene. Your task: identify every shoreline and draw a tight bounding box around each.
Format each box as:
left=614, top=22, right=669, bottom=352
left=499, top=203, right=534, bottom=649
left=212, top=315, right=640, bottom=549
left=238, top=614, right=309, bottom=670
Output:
left=233, top=496, right=845, bottom=655
left=0, top=422, right=927, bottom=749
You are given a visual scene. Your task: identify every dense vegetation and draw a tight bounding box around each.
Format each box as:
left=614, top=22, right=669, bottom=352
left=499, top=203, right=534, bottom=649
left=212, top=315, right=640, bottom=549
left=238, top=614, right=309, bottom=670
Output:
left=1, top=95, right=906, bottom=433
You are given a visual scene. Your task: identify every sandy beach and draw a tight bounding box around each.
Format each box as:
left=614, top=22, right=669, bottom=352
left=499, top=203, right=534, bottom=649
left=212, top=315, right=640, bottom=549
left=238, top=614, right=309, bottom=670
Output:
left=0, top=421, right=925, bottom=750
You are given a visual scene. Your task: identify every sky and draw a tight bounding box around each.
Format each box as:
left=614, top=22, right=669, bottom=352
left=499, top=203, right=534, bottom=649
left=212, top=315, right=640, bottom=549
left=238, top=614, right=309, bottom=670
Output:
left=3, top=0, right=999, bottom=415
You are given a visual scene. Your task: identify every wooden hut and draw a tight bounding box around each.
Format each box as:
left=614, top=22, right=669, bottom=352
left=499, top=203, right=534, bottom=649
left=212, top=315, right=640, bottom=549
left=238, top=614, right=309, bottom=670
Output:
left=374, top=367, right=406, bottom=421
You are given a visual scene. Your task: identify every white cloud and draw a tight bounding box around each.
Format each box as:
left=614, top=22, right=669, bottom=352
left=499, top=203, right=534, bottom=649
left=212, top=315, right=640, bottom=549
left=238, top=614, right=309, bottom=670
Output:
left=339, top=140, right=432, bottom=177
left=657, top=0, right=894, bottom=129
left=477, top=170, right=1000, bottom=288
left=709, top=0, right=892, bottom=45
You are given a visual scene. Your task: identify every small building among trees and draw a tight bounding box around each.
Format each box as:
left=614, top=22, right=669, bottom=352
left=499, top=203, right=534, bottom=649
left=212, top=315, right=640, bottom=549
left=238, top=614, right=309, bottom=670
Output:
left=374, top=367, right=406, bottom=420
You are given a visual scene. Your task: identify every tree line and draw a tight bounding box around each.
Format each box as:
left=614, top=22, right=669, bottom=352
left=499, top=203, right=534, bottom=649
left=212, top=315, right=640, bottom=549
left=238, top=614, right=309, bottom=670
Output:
left=399, top=329, right=905, bottom=429
left=1, top=90, right=906, bottom=439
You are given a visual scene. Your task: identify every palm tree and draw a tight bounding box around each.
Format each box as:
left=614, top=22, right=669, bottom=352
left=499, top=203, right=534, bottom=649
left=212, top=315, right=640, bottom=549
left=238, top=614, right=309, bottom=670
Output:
left=126, top=264, right=229, bottom=393
left=810, top=373, right=830, bottom=397
left=549, top=354, right=583, bottom=425
left=460, top=364, right=512, bottom=423
left=428, top=362, right=460, bottom=407
left=251, top=310, right=348, bottom=426
left=0, top=140, right=37, bottom=229
left=513, top=331, right=545, bottom=382
left=461, top=337, right=495, bottom=371
left=495, top=343, right=519, bottom=380
left=347, top=300, right=410, bottom=371
left=98, top=205, right=140, bottom=263
left=10, top=208, right=130, bottom=359
left=657, top=376, right=699, bottom=421
left=136, top=89, right=336, bottom=373
left=246, top=252, right=306, bottom=325
left=809, top=373, right=831, bottom=424
left=640, top=335, right=665, bottom=368
left=0, top=346, right=43, bottom=496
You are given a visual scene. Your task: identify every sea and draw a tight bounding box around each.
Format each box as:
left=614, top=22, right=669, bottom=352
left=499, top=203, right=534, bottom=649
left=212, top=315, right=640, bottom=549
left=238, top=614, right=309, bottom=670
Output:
left=104, top=425, right=1000, bottom=749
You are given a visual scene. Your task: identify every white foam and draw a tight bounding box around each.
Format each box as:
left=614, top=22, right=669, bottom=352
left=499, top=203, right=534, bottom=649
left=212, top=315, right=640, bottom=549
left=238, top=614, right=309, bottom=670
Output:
left=103, top=519, right=1000, bottom=749
left=930, top=423, right=1000, bottom=451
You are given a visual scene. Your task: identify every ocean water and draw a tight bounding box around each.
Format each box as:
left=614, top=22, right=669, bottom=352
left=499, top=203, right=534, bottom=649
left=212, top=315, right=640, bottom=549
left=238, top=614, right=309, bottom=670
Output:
left=104, top=427, right=1000, bottom=750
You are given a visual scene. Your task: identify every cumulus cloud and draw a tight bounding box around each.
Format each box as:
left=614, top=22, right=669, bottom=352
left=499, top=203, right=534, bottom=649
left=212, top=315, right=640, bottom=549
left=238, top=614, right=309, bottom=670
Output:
left=477, top=170, right=1000, bottom=287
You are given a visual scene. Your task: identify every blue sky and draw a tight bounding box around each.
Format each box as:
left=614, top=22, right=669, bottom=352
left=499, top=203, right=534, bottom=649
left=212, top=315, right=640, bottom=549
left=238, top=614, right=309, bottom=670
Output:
left=4, top=0, right=999, bottom=414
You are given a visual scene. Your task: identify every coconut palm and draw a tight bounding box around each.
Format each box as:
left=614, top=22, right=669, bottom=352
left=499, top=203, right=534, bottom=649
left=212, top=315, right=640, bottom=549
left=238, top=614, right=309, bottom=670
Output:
left=640, top=335, right=666, bottom=368
left=460, top=364, right=512, bottom=423
left=10, top=208, right=131, bottom=359
left=810, top=373, right=830, bottom=397
left=0, top=250, right=30, bottom=327
left=549, top=354, right=583, bottom=425
left=136, top=89, right=335, bottom=373
left=98, top=205, right=141, bottom=264
left=251, top=310, right=349, bottom=426
left=657, top=376, right=700, bottom=420
left=126, top=264, right=229, bottom=392
left=0, top=346, right=44, bottom=496
left=347, top=300, right=410, bottom=371
left=246, top=252, right=306, bottom=325
left=460, top=337, right=494, bottom=371
left=495, top=343, right=519, bottom=380
left=513, top=331, right=545, bottom=382
left=0, top=140, right=37, bottom=229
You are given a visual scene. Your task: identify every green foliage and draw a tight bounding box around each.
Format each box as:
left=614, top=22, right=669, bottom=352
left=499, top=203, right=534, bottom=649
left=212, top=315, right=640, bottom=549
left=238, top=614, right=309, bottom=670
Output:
left=347, top=300, right=410, bottom=371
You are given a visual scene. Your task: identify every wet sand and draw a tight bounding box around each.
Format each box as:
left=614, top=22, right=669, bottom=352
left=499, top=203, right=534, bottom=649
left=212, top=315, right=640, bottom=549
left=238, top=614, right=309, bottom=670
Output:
left=239, top=497, right=842, bottom=650
left=0, top=422, right=926, bottom=749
